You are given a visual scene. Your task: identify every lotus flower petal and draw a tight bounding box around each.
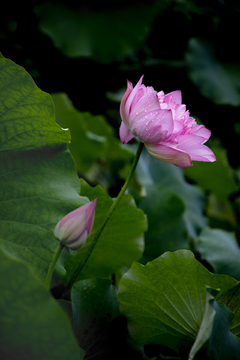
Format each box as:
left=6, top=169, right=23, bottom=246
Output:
left=119, top=122, right=135, bottom=144
left=145, top=142, right=192, bottom=167
left=130, top=109, right=173, bottom=144
left=119, top=76, right=217, bottom=167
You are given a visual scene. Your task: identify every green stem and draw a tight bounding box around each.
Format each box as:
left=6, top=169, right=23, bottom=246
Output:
left=64, top=141, right=144, bottom=294
left=45, top=243, right=64, bottom=290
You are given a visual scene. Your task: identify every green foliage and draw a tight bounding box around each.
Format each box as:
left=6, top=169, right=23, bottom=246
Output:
left=0, top=53, right=69, bottom=150
left=118, top=250, right=239, bottom=357
left=138, top=183, right=189, bottom=263
left=217, top=284, right=240, bottom=315
left=52, top=92, right=134, bottom=176
left=184, top=145, right=238, bottom=202
left=188, top=289, right=217, bottom=360
left=185, top=38, right=240, bottom=106
left=195, top=227, right=240, bottom=280
left=189, top=289, right=240, bottom=360
left=2, top=2, right=240, bottom=357
left=65, top=179, right=147, bottom=282
left=0, top=53, right=149, bottom=359
left=229, top=285, right=240, bottom=337
left=135, top=148, right=206, bottom=239
left=34, top=2, right=158, bottom=63
left=0, top=249, right=83, bottom=360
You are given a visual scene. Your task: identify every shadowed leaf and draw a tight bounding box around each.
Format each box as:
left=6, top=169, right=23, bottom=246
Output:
left=118, top=250, right=238, bottom=356
left=35, top=2, right=158, bottom=63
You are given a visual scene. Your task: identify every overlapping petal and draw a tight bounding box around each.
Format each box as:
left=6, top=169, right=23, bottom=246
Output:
left=145, top=142, right=192, bottom=167
left=119, top=76, right=217, bottom=167
left=119, top=75, right=167, bottom=144
left=130, top=109, right=173, bottom=144
left=119, top=121, right=134, bottom=144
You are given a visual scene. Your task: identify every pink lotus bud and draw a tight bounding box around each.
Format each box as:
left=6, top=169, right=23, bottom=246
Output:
left=119, top=76, right=217, bottom=167
left=54, top=199, right=97, bottom=250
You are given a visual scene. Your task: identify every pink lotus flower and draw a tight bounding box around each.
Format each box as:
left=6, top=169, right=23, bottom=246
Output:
left=119, top=76, right=216, bottom=167
left=54, top=199, right=97, bottom=250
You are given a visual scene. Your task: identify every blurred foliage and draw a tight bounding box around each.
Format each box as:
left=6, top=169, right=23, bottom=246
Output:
left=52, top=93, right=134, bottom=192
left=185, top=37, right=240, bottom=106
left=136, top=148, right=207, bottom=239
left=34, top=2, right=159, bottom=63
left=184, top=144, right=239, bottom=202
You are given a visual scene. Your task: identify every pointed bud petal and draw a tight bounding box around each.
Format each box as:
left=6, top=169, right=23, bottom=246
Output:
left=54, top=199, right=97, bottom=250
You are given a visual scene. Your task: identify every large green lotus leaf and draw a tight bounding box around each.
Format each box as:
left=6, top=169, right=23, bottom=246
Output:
left=206, top=194, right=237, bottom=229
left=0, top=148, right=88, bottom=284
left=195, top=227, right=240, bottom=281
left=184, top=146, right=238, bottom=202
left=189, top=289, right=240, bottom=360
left=138, top=183, right=189, bottom=264
left=118, top=250, right=238, bottom=355
left=136, top=148, right=206, bottom=238
left=65, top=179, right=147, bottom=282
left=185, top=38, right=240, bottom=106
left=52, top=93, right=134, bottom=174
left=0, top=54, right=88, bottom=285
left=0, top=53, right=69, bottom=150
left=34, top=2, right=158, bottom=63
left=0, top=249, right=83, bottom=360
